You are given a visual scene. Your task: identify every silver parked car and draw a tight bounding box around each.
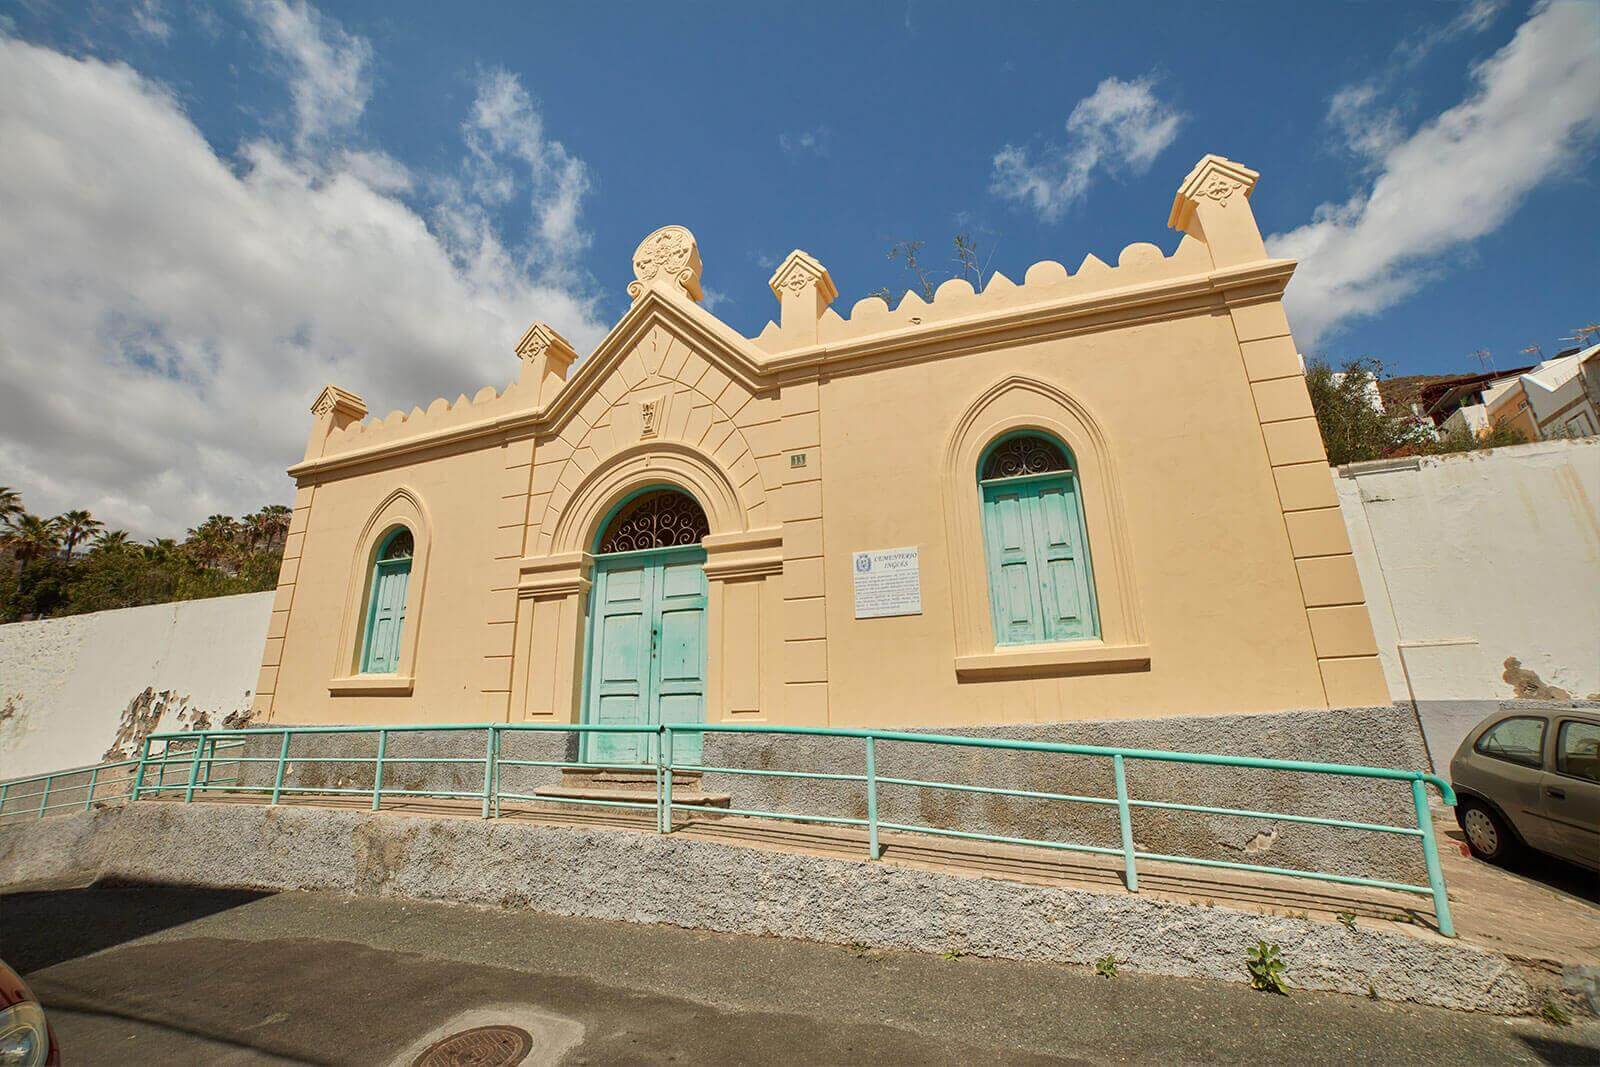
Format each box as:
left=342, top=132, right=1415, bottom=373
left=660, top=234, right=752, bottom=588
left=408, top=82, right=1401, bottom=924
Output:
left=1450, top=708, right=1600, bottom=872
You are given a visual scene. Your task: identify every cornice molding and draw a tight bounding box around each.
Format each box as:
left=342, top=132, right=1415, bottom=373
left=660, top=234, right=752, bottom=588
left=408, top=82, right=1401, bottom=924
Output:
left=288, top=258, right=1296, bottom=482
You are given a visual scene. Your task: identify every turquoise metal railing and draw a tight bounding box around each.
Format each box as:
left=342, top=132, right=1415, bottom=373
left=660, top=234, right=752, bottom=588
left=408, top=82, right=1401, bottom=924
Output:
left=3, top=721, right=1458, bottom=936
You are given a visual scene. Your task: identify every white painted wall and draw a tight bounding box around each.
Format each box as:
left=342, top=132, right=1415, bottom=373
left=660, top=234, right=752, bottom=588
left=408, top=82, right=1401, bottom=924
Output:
left=0, top=592, right=272, bottom=780
left=1337, top=438, right=1600, bottom=767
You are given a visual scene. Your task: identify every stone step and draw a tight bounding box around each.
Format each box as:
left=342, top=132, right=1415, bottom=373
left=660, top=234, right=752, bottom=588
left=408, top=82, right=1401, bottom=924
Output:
left=556, top=766, right=702, bottom=790
left=532, top=782, right=731, bottom=808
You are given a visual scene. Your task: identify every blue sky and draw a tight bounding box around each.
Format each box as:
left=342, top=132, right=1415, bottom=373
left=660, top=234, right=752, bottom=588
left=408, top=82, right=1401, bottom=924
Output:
left=1, top=0, right=1597, bottom=536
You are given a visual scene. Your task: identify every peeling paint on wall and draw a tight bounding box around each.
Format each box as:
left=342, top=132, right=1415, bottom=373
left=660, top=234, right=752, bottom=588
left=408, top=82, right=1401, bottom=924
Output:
left=1502, top=657, right=1572, bottom=701
left=0, top=592, right=273, bottom=779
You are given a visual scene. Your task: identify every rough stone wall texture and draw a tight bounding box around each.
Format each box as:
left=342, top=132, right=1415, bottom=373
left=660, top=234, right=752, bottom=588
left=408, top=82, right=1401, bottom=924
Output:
left=0, top=802, right=1534, bottom=1014
left=230, top=728, right=573, bottom=800
left=702, top=705, right=1435, bottom=883
left=0, top=592, right=273, bottom=779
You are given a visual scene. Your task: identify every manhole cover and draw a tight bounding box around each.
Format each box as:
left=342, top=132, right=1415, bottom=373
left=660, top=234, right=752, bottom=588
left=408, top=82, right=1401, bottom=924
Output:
left=412, top=1024, right=534, bottom=1067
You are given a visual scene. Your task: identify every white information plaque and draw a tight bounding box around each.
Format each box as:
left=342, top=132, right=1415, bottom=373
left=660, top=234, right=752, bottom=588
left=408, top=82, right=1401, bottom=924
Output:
left=852, top=546, right=922, bottom=619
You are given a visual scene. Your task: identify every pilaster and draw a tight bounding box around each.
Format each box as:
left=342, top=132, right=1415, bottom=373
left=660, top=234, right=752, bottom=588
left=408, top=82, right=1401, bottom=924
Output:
left=777, top=368, right=829, bottom=724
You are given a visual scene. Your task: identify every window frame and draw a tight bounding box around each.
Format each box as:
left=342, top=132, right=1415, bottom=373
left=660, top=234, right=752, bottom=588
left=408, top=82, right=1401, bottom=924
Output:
left=977, top=432, right=1101, bottom=648
left=1473, top=715, right=1549, bottom=770
left=358, top=525, right=413, bottom=675
left=1553, top=717, right=1600, bottom=783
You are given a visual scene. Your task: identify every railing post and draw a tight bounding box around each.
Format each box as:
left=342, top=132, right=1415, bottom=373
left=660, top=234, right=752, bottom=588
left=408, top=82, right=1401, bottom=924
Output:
left=157, top=740, right=168, bottom=793
left=183, top=734, right=205, bottom=802
left=865, top=735, right=881, bottom=860
left=270, top=730, right=291, bottom=805
left=372, top=729, right=388, bottom=812
left=131, top=735, right=151, bottom=801
left=85, top=765, right=99, bottom=812
left=1412, top=778, right=1455, bottom=937
left=37, top=776, right=50, bottom=818
left=661, top=727, right=675, bottom=834
left=1113, top=754, right=1138, bottom=892
left=654, top=727, right=666, bottom=834
left=481, top=726, right=496, bottom=819
left=0, top=781, right=8, bottom=820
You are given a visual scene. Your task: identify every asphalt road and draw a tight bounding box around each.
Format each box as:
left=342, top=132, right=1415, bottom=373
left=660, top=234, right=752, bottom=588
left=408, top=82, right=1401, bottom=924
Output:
left=2, top=881, right=1596, bottom=1065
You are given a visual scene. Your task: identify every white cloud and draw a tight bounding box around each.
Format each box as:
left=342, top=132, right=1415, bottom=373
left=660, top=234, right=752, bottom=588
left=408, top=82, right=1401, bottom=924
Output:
left=778, top=126, right=831, bottom=158
left=456, top=67, right=591, bottom=261
left=1325, top=0, right=1505, bottom=167
left=130, top=0, right=172, bottom=42
left=0, top=28, right=605, bottom=539
left=247, top=0, right=372, bottom=153
left=990, top=75, right=1184, bottom=221
left=1271, top=0, right=1600, bottom=344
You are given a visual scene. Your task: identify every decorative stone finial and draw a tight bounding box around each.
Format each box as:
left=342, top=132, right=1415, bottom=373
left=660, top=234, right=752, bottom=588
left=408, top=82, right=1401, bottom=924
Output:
left=629, top=225, right=703, bottom=302
left=1168, top=155, right=1260, bottom=232
left=310, top=384, right=366, bottom=420
left=514, top=321, right=578, bottom=404
left=1167, top=154, right=1267, bottom=269
left=767, top=249, right=838, bottom=306
left=515, top=321, right=577, bottom=367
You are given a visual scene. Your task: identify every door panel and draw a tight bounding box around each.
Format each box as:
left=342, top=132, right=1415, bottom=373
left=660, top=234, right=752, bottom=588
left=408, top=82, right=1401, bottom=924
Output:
left=982, top=476, right=1097, bottom=646
left=1539, top=719, right=1600, bottom=868
left=650, top=556, right=707, bottom=764
left=1033, top=484, right=1095, bottom=641
left=585, top=561, right=654, bottom=765
left=983, top=486, right=1045, bottom=644
left=584, top=549, right=706, bottom=765
left=363, top=561, right=409, bottom=673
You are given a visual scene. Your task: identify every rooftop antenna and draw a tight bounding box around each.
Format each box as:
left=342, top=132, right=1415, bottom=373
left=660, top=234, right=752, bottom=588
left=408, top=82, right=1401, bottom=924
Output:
left=1562, top=323, right=1600, bottom=347
left=1520, top=343, right=1543, bottom=360
left=1470, top=348, right=1496, bottom=375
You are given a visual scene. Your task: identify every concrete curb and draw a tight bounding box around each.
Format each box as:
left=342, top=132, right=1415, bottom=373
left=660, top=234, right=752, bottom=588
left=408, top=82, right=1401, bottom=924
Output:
left=1, top=802, right=1539, bottom=1015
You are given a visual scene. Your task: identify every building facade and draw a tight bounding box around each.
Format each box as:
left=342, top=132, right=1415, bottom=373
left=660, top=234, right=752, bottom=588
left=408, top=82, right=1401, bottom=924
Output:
left=250, top=154, right=1390, bottom=737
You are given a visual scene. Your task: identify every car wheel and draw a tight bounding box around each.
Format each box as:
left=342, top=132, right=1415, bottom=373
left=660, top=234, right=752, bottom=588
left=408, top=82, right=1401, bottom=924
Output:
left=1458, top=799, right=1519, bottom=864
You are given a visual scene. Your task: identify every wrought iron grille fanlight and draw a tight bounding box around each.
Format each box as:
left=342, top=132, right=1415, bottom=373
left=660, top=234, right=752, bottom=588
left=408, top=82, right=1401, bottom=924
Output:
left=981, top=435, right=1071, bottom=480
left=380, top=529, right=414, bottom=560
left=597, top=490, right=709, bottom=553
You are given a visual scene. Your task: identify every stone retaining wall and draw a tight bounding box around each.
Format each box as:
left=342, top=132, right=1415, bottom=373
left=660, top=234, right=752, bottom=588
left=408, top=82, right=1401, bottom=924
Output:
left=701, top=704, right=1435, bottom=883
left=0, top=802, right=1535, bottom=1015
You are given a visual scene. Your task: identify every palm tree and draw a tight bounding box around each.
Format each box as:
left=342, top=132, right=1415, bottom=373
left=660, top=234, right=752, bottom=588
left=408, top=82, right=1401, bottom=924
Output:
left=144, top=537, right=179, bottom=562
left=55, top=509, right=103, bottom=557
left=185, top=515, right=238, bottom=568
left=0, top=487, right=22, bottom=527
left=1, top=514, right=63, bottom=563
left=93, top=529, right=134, bottom=552
left=245, top=505, right=292, bottom=550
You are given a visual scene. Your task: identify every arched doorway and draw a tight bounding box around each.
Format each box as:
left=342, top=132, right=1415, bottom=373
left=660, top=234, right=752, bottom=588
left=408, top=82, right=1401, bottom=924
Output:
left=582, top=487, right=710, bottom=765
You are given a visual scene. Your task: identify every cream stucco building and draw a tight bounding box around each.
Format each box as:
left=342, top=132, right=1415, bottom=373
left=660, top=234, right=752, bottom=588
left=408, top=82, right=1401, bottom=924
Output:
left=251, top=154, right=1390, bottom=743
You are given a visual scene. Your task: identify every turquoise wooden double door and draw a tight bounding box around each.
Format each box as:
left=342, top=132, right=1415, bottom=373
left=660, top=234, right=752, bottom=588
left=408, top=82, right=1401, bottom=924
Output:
left=981, top=473, right=1098, bottom=645
left=583, top=547, right=708, bottom=765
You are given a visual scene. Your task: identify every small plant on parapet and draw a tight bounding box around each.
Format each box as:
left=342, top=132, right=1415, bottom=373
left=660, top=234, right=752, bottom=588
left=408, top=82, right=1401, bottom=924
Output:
left=1245, top=941, right=1290, bottom=994
left=1336, top=911, right=1358, bottom=931
left=1540, top=996, right=1573, bottom=1027
left=1094, top=953, right=1119, bottom=979
left=942, top=948, right=965, bottom=960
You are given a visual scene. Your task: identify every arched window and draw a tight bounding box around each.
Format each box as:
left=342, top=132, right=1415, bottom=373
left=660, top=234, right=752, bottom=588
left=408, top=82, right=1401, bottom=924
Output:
left=979, top=433, right=1099, bottom=645
left=596, top=488, right=709, bottom=554
left=360, top=527, right=413, bottom=673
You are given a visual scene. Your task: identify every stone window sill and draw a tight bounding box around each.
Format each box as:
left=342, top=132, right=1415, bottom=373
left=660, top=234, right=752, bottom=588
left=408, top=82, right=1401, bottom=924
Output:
left=328, top=674, right=414, bottom=696
left=955, top=642, right=1151, bottom=681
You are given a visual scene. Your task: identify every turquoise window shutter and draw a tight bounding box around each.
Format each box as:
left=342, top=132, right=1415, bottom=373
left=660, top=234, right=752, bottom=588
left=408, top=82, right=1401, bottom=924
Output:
left=979, top=439, right=1100, bottom=646
left=360, top=530, right=413, bottom=674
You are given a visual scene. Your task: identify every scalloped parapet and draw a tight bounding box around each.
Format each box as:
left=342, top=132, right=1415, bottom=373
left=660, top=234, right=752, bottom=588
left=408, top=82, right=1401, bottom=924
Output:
left=319, top=379, right=531, bottom=459
left=788, top=234, right=1213, bottom=347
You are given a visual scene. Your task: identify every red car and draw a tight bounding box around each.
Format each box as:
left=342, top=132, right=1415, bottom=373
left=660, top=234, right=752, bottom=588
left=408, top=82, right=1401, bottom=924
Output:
left=0, top=958, right=57, bottom=1067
